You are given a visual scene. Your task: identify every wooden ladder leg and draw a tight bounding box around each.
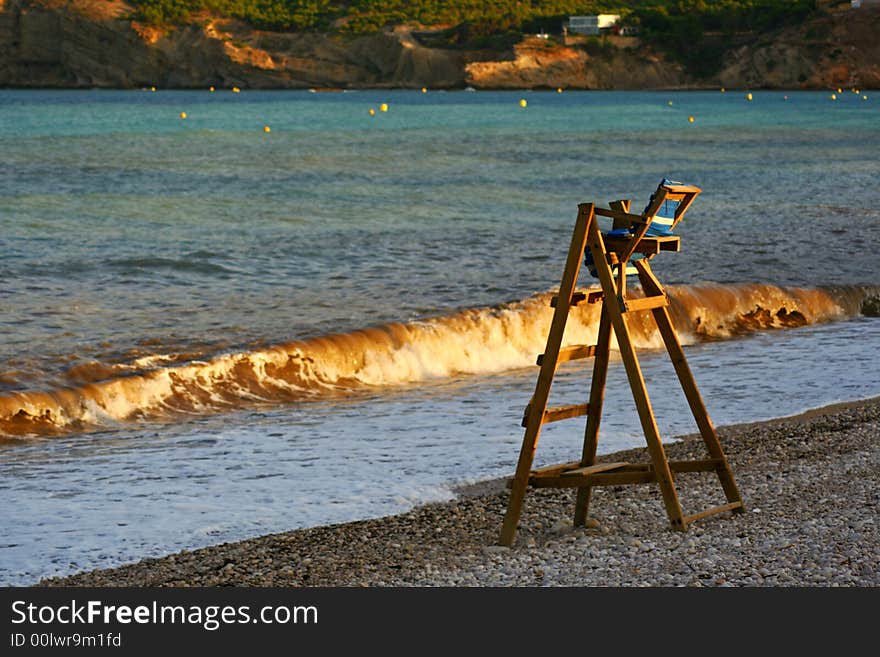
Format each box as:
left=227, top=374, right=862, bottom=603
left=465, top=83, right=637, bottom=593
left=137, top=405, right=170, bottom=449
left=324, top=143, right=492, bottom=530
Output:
left=573, top=301, right=612, bottom=525
left=634, top=260, right=744, bottom=510
left=500, top=203, right=595, bottom=546
left=586, top=222, right=686, bottom=530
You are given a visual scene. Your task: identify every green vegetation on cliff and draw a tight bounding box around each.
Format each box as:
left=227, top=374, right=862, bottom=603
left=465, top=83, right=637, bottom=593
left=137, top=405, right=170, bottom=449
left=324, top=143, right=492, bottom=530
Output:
left=633, top=1, right=816, bottom=76
left=130, top=0, right=819, bottom=76
left=131, top=1, right=620, bottom=32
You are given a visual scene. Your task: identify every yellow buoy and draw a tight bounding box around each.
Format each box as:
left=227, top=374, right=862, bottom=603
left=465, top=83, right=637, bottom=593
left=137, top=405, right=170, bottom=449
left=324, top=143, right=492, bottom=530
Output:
left=746, top=93, right=753, bottom=101
left=557, top=87, right=563, bottom=93
left=232, top=86, right=241, bottom=93
left=863, top=95, right=869, bottom=100
left=380, top=103, right=388, bottom=112
left=687, top=116, right=695, bottom=123
left=179, top=111, right=187, bottom=119
left=783, top=95, right=789, bottom=101
left=667, top=100, right=673, bottom=106
left=368, top=108, right=376, bottom=116
left=831, top=93, right=837, bottom=100
left=263, top=125, right=271, bottom=133
left=720, top=87, right=726, bottom=93
left=519, top=99, right=527, bottom=108
left=209, top=86, right=215, bottom=92
left=421, top=87, right=427, bottom=93
left=150, top=86, right=156, bottom=92
left=837, top=88, right=842, bottom=93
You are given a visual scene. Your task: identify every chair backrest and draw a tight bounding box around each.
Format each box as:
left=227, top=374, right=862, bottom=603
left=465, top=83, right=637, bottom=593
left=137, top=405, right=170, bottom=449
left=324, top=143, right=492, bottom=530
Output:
left=644, top=178, right=701, bottom=237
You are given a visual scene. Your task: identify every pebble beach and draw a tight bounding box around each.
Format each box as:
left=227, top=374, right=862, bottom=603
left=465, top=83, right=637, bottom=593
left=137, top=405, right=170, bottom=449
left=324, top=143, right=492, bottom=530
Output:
left=41, top=397, right=878, bottom=587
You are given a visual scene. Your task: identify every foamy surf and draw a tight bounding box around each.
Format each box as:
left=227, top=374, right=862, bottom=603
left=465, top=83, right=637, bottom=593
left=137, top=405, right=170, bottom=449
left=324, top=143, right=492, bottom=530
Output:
left=0, top=283, right=873, bottom=437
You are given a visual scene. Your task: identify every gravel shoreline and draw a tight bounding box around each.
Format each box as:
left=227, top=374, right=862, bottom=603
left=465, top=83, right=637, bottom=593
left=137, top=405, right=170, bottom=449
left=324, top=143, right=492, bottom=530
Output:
left=42, top=397, right=879, bottom=587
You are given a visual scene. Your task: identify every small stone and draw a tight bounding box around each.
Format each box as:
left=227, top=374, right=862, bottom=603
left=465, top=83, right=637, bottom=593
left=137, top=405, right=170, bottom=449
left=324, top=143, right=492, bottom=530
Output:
left=550, top=519, right=572, bottom=535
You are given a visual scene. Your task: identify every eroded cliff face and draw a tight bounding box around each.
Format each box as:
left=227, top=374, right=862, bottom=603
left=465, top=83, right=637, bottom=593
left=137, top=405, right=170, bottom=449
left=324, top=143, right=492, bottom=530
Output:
left=0, top=0, right=877, bottom=89
left=0, top=0, right=473, bottom=88
left=718, top=7, right=880, bottom=89
left=465, top=37, right=689, bottom=89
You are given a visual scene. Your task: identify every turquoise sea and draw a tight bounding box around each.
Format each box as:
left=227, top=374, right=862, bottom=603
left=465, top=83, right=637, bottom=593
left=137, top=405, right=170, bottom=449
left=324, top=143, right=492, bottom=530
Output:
left=1, top=89, right=878, bottom=584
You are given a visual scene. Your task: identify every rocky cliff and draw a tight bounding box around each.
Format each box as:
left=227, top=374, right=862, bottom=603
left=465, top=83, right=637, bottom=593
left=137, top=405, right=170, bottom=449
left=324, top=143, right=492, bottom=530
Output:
left=719, top=7, right=880, bottom=89
left=0, top=0, right=877, bottom=89
left=0, top=0, right=477, bottom=88
left=464, top=36, right=689, bottom=89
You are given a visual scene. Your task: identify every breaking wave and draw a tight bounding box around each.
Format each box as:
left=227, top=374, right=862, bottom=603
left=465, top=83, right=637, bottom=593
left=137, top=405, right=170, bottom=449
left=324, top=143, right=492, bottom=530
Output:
left=0, top=283, right=874, bottom=437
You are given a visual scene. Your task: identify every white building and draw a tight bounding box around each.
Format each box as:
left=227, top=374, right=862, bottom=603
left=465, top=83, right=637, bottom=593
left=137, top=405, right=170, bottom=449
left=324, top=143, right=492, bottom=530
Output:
left=852, top=0, right=880, bottom=7
left=567, top=15, right=621, bottom=36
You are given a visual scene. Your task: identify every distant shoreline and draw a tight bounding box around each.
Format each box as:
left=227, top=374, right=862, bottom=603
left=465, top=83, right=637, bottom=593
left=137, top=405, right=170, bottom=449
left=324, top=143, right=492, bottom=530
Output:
left=4, top=2, right=877, bottom=93
left=1, top=86, right=876, bottom=92
left=41, top=394, right=880, bottom=587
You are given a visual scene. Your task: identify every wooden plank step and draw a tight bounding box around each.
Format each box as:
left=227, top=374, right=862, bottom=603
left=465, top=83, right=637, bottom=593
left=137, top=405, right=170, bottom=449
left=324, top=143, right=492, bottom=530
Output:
left=588, top=471, right=657, bottom=486
left=623, top=295, right=668, bottom=313
left=509, top=460, right=581, bottom=488
left=560, top=461, right=629, bottom=477
left=682, top=501, right=744, bottom=525
left=576, top=459, right=721, bottom=474
left=543, top=403, right=589, bottom=424
left=529, top=470, right=656, bottom=488
left=521, top=404, right=588, bottom=427
left=522, top=403, right=589, bottom=427
left=531, top=460, right=582, bottom=477
left=669, top=458, right=723, bottom=473
left=550, top=290, right=603, bottom=308
left=537, top=344, right=596, bottom=366
left=550, top=291, right=586, bottom=308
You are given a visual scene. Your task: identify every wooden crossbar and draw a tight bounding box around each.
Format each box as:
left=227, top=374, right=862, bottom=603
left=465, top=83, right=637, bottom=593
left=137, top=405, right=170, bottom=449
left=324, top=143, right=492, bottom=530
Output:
left=560, top=461, right=629, bottom=477
left=662, top=183, right=701, bottom=195
left=682, top=502, right=744, bottom=525
left=537, top=344, right=596, bottom=366
left=500, top=187, right=744, bottom=548
left=623, top=295, right=668, bottom=313
left=604, top=235, right=681, bottom=256
left=543, top=403, right=589, bottom=424
left=550, top=290, right=604, bottom=307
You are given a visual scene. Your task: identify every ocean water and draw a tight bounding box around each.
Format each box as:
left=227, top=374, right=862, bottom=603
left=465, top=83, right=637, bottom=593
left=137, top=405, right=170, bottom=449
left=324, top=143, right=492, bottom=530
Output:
left=1, top=89, right=878, bottom=584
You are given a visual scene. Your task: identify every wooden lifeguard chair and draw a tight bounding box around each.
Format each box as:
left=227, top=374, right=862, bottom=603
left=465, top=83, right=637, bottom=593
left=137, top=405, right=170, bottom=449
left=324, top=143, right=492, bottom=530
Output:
left=500, top=181, right=744, bottom=546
